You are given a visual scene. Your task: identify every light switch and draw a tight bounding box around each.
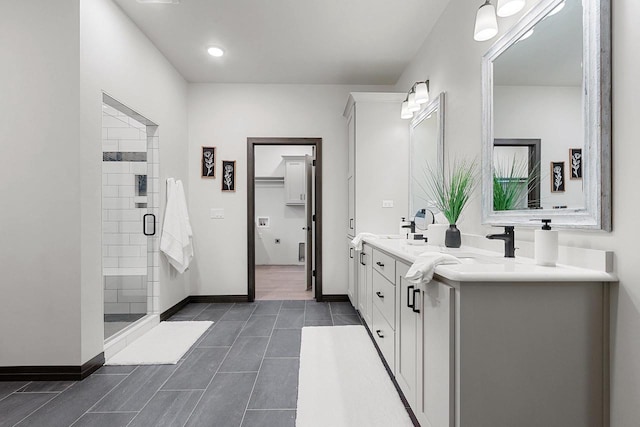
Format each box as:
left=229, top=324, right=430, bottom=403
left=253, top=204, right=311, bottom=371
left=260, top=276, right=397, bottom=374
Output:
left=210, top=208, right=224, bottom=219
left=382, top=200, right=394, bottom=208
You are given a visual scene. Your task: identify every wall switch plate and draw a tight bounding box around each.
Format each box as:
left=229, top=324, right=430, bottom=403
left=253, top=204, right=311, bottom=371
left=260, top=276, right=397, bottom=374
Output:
left=210, top=208, right=224, bottom=219
left=382, top=200, right=394, bottom=208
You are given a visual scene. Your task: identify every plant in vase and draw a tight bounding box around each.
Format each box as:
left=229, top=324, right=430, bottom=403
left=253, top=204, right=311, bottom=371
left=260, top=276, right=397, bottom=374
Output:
left=420, top=158, right=478, bottom=248
left=493, top=156, right=540, bottom=211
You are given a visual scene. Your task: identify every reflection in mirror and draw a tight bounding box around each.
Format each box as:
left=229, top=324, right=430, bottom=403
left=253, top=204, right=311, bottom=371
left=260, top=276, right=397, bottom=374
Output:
left=482, top=0, right=611, bottom=229
left=409, top=92, right=445, bottom=219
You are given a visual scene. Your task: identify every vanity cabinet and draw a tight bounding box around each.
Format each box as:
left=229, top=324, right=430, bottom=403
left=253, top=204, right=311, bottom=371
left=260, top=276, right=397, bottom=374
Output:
left=347, top=237, right=356, bottom=307
left=283, top=156, right=306, bottom=205
left=343, top=92, right=408, bottom=238
left=396, top=262, right=454, bottom=426
left=357, top=244, right=373, bottom=327
left=359, top=239, right=612, bottom=427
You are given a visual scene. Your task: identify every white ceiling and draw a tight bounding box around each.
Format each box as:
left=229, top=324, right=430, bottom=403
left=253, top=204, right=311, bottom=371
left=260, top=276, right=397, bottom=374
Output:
left=112, top=0, right=450, bottom=84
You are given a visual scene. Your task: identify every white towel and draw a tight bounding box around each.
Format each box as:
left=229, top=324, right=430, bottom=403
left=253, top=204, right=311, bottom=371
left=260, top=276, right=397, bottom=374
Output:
left=405, top=252, right=461, bottom=284
left=160, top=178, right=193, bottom=273
left=351, top=233, right=378, bottom=251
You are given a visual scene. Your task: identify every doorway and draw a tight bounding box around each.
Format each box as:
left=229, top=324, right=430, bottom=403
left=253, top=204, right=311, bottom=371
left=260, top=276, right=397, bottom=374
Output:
left=247, top=138, right=322, bottom=302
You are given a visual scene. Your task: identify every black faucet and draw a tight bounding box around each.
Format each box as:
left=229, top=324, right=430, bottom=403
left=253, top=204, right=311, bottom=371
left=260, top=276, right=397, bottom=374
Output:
left=486, top=226, right=516, bottom=258
left=401, top=217, right=416, bottom=234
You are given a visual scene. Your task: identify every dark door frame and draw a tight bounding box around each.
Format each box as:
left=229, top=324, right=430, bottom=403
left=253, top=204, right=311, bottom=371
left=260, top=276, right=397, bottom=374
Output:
left=247, top=138, right=323, bottom=302
left=494, top=138, right=541, bottom=208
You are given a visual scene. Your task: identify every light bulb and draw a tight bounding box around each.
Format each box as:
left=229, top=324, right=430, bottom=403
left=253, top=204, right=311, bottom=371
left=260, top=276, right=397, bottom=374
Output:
left=407, top=93, right=420, bottom=112
left=496, top=0, right=525, bottom=17
left=414, top=82, right=429, bottom=104
left=401, top=101, right=413, bottom=119
left=474, top=1, right=499, bottom=42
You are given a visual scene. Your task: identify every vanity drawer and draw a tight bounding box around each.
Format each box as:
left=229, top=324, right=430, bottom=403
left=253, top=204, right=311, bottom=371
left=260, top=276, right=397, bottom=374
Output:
left=372, top=269, right=396, bottom=329
left=372, top=248, right=396, bottom=284
left=372, top=303, right=395, bottom=373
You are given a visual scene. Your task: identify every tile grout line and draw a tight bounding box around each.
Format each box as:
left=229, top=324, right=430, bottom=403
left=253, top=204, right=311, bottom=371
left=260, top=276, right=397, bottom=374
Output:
left=238, top=301, right=284, bottom=427
left=66, top=373, right=133, bottom=427
left=180, top=302, right=259, bottom=427
left=10, top=392, right=60, bottom=427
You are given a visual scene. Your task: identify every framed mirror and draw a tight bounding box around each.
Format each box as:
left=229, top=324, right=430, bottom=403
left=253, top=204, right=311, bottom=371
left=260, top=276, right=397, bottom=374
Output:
left=409, top=92, right=445, bottom=218
left=481, top=0, right=611, bottom=230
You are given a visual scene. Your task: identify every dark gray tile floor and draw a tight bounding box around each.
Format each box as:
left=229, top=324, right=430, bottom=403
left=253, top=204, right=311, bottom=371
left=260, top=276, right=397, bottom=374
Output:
left=0, top=300, right=360, bottom=427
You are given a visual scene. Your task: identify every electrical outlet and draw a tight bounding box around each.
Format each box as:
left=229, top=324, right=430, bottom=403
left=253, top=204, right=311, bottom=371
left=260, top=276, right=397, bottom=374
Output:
left=382, top=200, right=394, bottom=208
left=275, top=238, right=281, bottom=244
left=210, top=208, right=224, bottom=219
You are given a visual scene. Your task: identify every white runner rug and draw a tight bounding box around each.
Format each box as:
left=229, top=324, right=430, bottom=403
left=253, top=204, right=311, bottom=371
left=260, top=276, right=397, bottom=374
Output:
left=105, top=321, right=212, bottom=365
left=296, top=325, right=413, bottom=427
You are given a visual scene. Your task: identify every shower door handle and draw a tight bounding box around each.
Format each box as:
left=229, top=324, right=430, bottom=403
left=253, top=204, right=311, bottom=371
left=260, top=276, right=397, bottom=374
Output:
left=143, top=214, right=156, bottom=236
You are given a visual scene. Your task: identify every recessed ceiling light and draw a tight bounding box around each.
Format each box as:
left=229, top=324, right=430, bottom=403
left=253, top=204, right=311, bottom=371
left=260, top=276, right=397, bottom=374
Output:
left=207, top=47, right=225, bottom=57
left=136, top=0, right=181, bottom=3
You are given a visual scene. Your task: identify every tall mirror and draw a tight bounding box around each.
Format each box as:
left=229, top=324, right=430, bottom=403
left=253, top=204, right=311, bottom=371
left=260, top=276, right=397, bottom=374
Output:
left=409, top=92, right=445, bottom=218
left=481, top=0, right=611, bottom=230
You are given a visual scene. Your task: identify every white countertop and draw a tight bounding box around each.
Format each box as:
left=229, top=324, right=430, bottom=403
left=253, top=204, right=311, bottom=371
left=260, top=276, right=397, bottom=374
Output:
left=362, top=236, right=618, bottom=283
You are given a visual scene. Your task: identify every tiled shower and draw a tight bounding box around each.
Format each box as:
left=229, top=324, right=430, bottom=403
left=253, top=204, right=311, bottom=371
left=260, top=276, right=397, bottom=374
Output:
left=101, top=95, right=159, bottom=339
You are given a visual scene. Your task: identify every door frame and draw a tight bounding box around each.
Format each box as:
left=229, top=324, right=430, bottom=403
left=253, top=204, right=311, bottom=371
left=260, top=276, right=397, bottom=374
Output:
left=247, top=137, right=323, bottom=302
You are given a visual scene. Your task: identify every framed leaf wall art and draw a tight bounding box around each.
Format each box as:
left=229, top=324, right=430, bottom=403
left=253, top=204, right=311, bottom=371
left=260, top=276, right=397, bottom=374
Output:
left=201, top=146, right=216, bottom=178
left=222, top=160, right=236, bottom=192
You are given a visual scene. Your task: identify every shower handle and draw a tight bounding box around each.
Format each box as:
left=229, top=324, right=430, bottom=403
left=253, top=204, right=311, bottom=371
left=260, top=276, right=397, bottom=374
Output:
left=143, top=214, right=156, bottom=236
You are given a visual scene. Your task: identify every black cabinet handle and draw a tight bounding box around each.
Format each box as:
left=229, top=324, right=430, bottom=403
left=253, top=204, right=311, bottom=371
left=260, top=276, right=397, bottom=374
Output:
left=376, top=291, right=384, bottom=299
left=407, top=285, right=415, bottom=309
left=412, top=288, right=421, bottom=313
left=359, top=252, right=365, bottom=266
left=376, top=261, right=384, bottom=268
left=376, top=330, right=384, bottom=338
left=349, top=248, right=354, bottom=259
left=143, top=214, right=156, bottom=236
left=350, top=218, right=354, bottom=229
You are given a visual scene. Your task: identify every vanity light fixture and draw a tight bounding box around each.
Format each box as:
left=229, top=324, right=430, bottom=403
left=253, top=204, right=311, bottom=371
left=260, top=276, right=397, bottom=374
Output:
left=207, top=46, right=225, bottom=57
left=400, top=80, right=430, bottom=119
left=474, top=1, right=499, bottom=42
left=496, top=0, right=525, bottom=17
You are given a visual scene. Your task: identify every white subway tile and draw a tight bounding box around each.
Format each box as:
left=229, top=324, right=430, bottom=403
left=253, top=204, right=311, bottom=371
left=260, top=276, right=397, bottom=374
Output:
left=103, top=234, right=130, bottom=245
left=102, top=162, right=131, bottom=174
left=152, top=163, right=160, bottom=178
left=130, top=163, right=147, bottom=175
left=118, top=186, right=136, bottom=198
left=130, top=303, right=147, bottom=314
left=102, top=140, right=118, bottom=152
left=103, top=257, right=119, bottom=268
left=103, top=222, right=119, bottom=233
left=104, top=303, right=132, bottom=315
left=118, top=288, right=147, bottom=303
left=103, top=198, right=132, bottom=210
left=107, top=173, right=132, bottom=186
left=119, top=257, right=147, bottom=268
left=108, top=127, right=141, bottom=140
left=129, top=234, right=148, bottom=245
left=120, top=221, right=142, bottom=234
left=108, top=209, right=140, bottom=221
left=133, top=196, right=147, bottom=204
left=108, top=245, right=140, bottom=257
left=104, top=290, right=118, bottom=303
left=119, top=140, right=147, bottom=152
left=102, top=186, right=119, bottom=198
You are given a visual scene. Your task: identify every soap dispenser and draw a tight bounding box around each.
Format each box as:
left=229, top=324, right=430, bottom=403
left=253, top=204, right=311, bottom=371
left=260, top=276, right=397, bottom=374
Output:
left=534, top=219, right=558, bottom=267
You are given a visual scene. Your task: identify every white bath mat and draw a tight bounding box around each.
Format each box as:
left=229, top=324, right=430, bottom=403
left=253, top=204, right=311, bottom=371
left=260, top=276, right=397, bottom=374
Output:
left=105, top=321, right=213, bottom=365
left=296, top=325, right=413, bottom=427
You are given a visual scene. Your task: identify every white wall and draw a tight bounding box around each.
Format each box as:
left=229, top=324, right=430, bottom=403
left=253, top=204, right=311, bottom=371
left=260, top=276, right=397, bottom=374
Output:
left=0, top=1, right=82, bottom=366
left=494, top=85, right=583, bottom=208
left=396, top=0, right=640, bottom=424
left=255, top=146, right=312, bottom=265
left=187, top=84, right=390, bottom=296
left=80, top=0, right=190, bottom=363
